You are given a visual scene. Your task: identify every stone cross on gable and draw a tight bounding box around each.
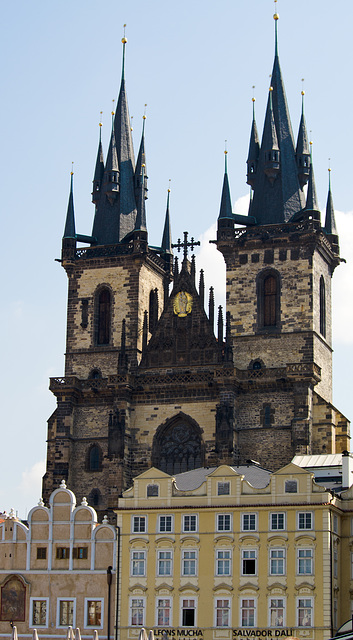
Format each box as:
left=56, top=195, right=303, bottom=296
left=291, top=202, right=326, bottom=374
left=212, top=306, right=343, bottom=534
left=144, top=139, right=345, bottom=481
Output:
left=172, top=231, right=200, bottom=260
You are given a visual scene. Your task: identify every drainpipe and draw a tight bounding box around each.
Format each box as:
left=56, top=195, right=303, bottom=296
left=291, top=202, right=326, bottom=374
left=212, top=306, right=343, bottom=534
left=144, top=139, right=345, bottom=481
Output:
left=107, top=565, right=113, bottom=640
left=115, top=526, right=121, bottom=640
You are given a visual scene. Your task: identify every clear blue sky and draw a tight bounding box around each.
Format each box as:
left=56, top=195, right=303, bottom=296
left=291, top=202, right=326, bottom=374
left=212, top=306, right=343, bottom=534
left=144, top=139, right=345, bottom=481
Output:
left=1, top=0, right=352, bottom=517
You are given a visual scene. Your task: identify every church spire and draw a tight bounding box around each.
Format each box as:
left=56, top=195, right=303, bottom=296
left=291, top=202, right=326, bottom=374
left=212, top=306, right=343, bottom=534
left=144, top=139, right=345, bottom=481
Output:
left=135, top=110, right=148, bottom=201
left=296, top=90, right=311, bottom=188
left=91, top=30, right=137, bottom=245
left=114, top=31, right=136, bottom=219
left=218, top=149, right=233, bottom=219
left=102, top=110, right=120, bottom=203
left=246, top=97, right=260, bottom=188
left=325, top=168, right=338, bottom=235
left=305, top=143, right=320, bottom=212
left=63, top=171, right=76, bottom=239
left=161, top=188, right=172, bottom=254
left=249, top=10, right=305, bottom=225
left=92, top=116, right=105, bottom=205
left=134, top=164, right=147, bottom=233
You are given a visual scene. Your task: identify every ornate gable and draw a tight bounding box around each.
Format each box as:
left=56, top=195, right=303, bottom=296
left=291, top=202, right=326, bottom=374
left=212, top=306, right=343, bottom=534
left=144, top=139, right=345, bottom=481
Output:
left=140, top=260, right=221, bottom=370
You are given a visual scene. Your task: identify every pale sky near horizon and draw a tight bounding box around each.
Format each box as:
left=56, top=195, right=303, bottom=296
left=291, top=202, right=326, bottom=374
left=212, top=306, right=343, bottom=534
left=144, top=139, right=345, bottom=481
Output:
left=1, top=0, right=352, bottom=518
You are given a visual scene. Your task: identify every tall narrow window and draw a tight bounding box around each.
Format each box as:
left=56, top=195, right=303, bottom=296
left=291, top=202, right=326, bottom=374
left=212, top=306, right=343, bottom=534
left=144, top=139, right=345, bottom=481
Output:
left=257, top=270, right=280, bottom=331
left=97, top=288, right=111, bottom=345
left=320, top=276, right=326, bottom=338
left=88, top=445, right=102, bottom=471
left=264, top=275, right=277, bottom=326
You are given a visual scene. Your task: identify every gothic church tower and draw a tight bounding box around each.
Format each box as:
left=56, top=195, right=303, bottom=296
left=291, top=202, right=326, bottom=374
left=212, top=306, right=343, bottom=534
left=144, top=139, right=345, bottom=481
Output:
left=43, top=20, right=349, bottom=518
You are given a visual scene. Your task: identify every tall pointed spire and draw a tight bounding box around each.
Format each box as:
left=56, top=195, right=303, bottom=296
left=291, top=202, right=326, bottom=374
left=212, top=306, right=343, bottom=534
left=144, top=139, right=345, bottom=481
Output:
left=250, top=10, right=305, bottom=224
left=296, top=90, right=310, bottom=188
left=161, top=188, right=172, bottom=254
left=134, top=164, right=147, bottom=232
left=91, top=29, right=137, bottom=244
left=114, top=30, right=137, bottom=227
left=246, top=97, right=260, bottom=187
left=325, top=168, right=338, bottom=235
left=218, top=149, right=233, bottom=219
left=63, top=171, right=76, bottom=239
left=306, top=143, right=320, bottom=212
left=135, top=110, right=148, bottom=201
left=102, top=110, right=120, bottom=203
left=92, top=116, right=105, bottom=205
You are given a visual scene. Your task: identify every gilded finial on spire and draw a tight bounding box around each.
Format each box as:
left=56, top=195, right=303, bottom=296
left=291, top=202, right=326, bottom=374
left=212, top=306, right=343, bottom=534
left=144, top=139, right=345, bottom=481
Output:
left=301, top=79, right=305, bottom=114
left=99, top=111, right=103, bottom=127
left=328, top=159, right=332, bottom=189
left=274, top=0, right=279, bottom=55
left=143, top=103, right=147, bottom=120
left=121, top=24, right=127, bottom=81
left=111, top=99, right=115, bottom=117
left=168, top=178, right=171, bottom=193
left=130, top=115, right=133, bottom=132
left=224, top=140, right=228, bottom=172
left=252, top=86, right=256, bottom=118
left=71, top=161, right=74, bottom=176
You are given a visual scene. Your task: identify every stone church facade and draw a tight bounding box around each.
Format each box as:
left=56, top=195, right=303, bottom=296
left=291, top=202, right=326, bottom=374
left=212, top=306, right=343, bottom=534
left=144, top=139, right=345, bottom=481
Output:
left=42, top=23, right=350, bottom=518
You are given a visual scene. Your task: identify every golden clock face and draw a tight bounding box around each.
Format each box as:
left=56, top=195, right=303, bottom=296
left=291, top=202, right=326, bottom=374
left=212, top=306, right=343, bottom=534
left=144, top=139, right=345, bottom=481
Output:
left=173, top=291, right=193, bottom=317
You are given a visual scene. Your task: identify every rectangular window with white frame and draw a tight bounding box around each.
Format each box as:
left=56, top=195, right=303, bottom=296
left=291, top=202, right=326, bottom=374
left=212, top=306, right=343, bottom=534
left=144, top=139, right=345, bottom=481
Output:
left=158, top=515, right=173, bottom=533
left=132, top=515, right=147, bottom=533
left=215, top=598, right=231, bottom=627
left=297, top=511, right=313, bottom=530
left=216, top=549, right=232, bottom=576
left=156, top=598, right=172, bottom=627
left=57, top=599, right=76, bottom=628
left=242, top=549, right=257, bottom=575
left=157, top=550, right=173, bottom=576
left=181, top=598, right=197, bottom=627
left=269, top=598, right=285, bottom=627
left=217, top=513, right=232, bottom=532
left=297, top=548, right=313, bottom=575
left=270, top=512, right=285, bottom=531
left=240, top=598, right=256, bottom=627
left=30, top=598, right=49, bottom=628
left=130, top=597, right=145, bottom=626
left=131, top=550, right=146, bottom=576
left=269, top=548, right=285, bottom=575
left=242, top=513, right=257, bottom=531
left=84, top=598, right=104, bottom=629
left=297, top=598, right=313, bottom=627
left=182, top=549, right=197, bottom=576
left=183, top=514, right=198, bottom=533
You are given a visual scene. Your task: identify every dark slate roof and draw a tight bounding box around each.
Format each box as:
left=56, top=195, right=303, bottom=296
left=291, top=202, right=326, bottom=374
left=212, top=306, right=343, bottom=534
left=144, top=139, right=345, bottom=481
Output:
left=161, top=190, right=172, bottom=253
left=250, top=54, right=305, bottom=225
left=174, top=464, right=272, bottom=491
left=305, top=160, right=320, bottom=211
left=93, top=128, right=105, bottom=185
left=296, top=110, right=310, bottom=158
left=246, top=103, right=260, bottom=166
left=218, top=154, right=233, bottom=219
left=63, top=173, right=76, bottom=239
left=325, top=175, right=338, bottom=235
left=91, top=44, right=137, bottom=245
left=134, top=166, right=147, bottom=232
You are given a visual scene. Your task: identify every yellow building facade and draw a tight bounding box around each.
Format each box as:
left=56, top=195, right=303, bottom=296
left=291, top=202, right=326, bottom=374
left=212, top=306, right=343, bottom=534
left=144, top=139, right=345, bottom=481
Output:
left=116, top=463, right=353, bottom=640
left=0, top=482, right=117, bottom=638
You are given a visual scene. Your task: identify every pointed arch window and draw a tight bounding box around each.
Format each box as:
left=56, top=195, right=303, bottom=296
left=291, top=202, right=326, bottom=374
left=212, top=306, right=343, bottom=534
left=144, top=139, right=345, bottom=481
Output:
left=87, top=445, right=102, bottom=472
left=97, top=288, right=111, bottom=345
left=257, top=269, right=281, bottom=331
left=320, top=276, right=326, bottom=338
